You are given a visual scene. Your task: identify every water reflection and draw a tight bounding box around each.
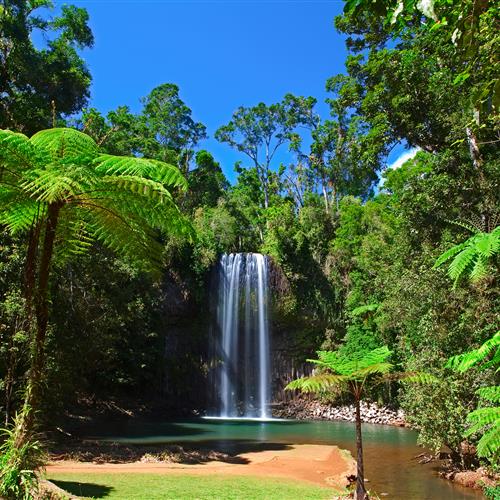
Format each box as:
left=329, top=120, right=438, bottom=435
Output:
left=93, top=418, right=483, bottom=499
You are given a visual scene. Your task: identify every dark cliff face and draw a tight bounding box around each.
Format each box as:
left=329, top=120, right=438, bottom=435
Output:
left=267, top=257, right=318, bottom=403
left=158, top=269, right=210, bottom=413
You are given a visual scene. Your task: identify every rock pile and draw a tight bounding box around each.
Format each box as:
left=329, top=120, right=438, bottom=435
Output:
left=273, top=398, right=406, bottom=426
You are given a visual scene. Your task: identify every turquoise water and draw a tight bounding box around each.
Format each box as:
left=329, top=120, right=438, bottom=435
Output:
left=92, top=418, right=483, bottom=499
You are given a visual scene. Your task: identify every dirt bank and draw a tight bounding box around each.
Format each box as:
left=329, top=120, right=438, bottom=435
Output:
left=47, top=444, right=356, bottom=490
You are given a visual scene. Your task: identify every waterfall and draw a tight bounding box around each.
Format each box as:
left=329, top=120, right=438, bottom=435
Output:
left=211, top=253, right=271, bottom=418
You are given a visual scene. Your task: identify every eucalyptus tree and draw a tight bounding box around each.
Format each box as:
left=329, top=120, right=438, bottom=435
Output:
left=0, top=127, right=189, bottom=446
left=0, top=1, right=94, bottom=134
left=78, top=84, right=207, bottom=172
left=215, top=94, right=316, bottom=209
left=287, top=346, right=431, bottom=499
left=141, top=83, right=207, bottom=171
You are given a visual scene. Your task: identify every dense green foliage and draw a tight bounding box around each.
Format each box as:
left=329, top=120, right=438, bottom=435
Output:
left=0, top=1, right=498, bottom=495
left=0, top=0, right=94, bottom=134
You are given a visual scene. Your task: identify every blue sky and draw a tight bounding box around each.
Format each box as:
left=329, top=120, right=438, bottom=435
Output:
left=52, top=0, right=407, bottom=182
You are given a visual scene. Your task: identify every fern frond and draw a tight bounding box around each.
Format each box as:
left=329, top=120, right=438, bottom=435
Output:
left=448, top=246, right=476, bottom=283
left=285, top=374, right=348, bottom=393
left=103, top=175, right=173, bottom=203
left=477, top=386, right=500, bottom=403
left=469, top=255, right=488, bottom=282
left=0, top=130, right=45, bottom=171
left=447, top=219, right=480, bottom=234
left=465, top=406, right=500, bottom=430
left=435, top=224, right=499, bottom=285
left=353, top=362, right=394, bottom=379
left=351, top=303, right=380, bottom=316
left=433, top=242, right=467, bottom=269
left=83, top=206, right=163, bottom=271
left=465, top=406, right=500, bottom=458
left=20, top=167, right=86, bottom=203
left=309, top=347, right=393, bottom=377
left=475, top=231, right=499, bottom=258
left=0, top=200, right=40, bottom=234
left=53, top=210, right=95, bottom=264
left=30, top=128, right=98, bottom=162
left=474, top=422, right=500, bottom=458
left=94, top=155, right=187, bottom=190
left=447, top=332, right=500, bottom=372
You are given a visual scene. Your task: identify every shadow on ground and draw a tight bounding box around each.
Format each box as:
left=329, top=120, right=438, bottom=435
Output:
left=51, top=480, right=114, bottom=498
left=50, top=439, right=293, bottom=465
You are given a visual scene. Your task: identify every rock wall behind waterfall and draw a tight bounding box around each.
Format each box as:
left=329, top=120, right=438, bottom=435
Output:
left=267, top=258, right=318, bottom=405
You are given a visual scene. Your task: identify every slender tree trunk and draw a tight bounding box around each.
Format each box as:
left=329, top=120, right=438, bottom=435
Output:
left=4, top=330, right=15, bottom=425
left=15, top=202, right=61, bottom=445
left=355, top=395, right=368, bottom=500
left=321, top=182, right=329, bottom=213
left=466, top=125, right=484, bottom=176
left=24, top=216, right=42, bottom=323
left=263, top=177, right=269, bottom=209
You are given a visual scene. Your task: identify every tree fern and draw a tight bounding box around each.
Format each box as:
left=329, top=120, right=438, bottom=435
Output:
left=446, top=332, right=500, bottom=461
left=285, top=346, right=431, bottom=500
left=434, top=222, right=500, bottom=287
left=0, top=127, right=190, bottom=268
left=0, top=126, right=191, bottom=473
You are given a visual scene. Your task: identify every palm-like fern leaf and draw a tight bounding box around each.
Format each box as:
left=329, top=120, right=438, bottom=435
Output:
left=94, top=155, right=188, bottom=190
left=477, top=386, right=500, bottom=403
left=352, top=362, right=394, bottom=379
left=30, top=128, right=98, bottom=162
left=433, top=242, right=468, bottom=268
left=0, top=127, right=190, bottom=272
left=446, top=331, right=500, bottom=372
left=21, top=166, right=88, bottom=203
left=285, top=374, right=348, bottom=393
left=314, top=346, right=393, bottom=377
left=465, top=406, right=500, bottom=459
left=434, top=225, right=500, bottom=286
left=0, top=199, right=40, bottom=234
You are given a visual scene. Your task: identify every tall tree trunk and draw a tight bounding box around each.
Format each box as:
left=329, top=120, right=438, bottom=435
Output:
left=355, top=395, right=368, bottom=500
left=15, top=202, right=61, bottom=445
left=321, top=182, right=330, bottom=213
left=24, top=215, right=42, bottom=324
left=263, top=179, right=269, bottom=209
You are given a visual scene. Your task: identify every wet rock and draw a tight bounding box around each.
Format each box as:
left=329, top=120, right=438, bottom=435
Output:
left=273, top=397, right=407, bottom=427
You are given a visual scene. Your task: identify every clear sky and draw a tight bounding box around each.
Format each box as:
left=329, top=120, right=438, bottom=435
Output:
left=52, top=0, right=406, bottom=182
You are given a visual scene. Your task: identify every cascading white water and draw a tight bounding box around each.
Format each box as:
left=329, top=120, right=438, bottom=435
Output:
left=212, top=253, right=271, bottom=418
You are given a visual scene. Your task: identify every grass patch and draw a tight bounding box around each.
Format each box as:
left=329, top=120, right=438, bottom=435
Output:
left=47, top=472, right=336, bottom=499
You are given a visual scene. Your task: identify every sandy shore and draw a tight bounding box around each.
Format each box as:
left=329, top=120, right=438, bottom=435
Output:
left=47, top=444, right=355, bottom=490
